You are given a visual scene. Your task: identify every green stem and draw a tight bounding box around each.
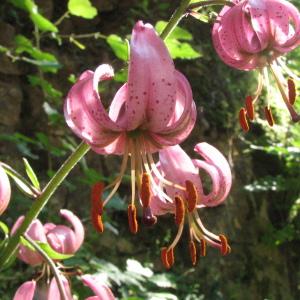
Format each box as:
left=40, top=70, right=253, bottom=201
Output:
left=160, top=0, right=193, bottom=40
left=0, top=142, right=90, bottom=268
left=189, top=0, right=234, bottom=10
left=23, top=234, right=68, bottom=300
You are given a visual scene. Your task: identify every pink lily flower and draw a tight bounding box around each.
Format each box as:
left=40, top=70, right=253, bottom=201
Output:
left=82, top=274, right=115, bottom=300
left=149, top=143, right=232, bottom=268
left=212, top=0, right=300, bottom=128
left=0, top=164, right=11, bottom=216
left=13, top=276, right=73, bottom=300
left=64, top=21, right=196, bottom=234
left=11, top=209, right=84, bottom=266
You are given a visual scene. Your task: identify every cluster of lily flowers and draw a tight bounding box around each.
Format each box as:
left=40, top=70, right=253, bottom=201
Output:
left=1, top=0, right=300, bottom=298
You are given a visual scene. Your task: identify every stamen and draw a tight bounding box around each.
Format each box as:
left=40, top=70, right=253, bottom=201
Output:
left=264, top=106, right=275, bottom=127
left=167, top=247, right=175, bottom=268
left=219, top=234, right=230, bottom=256
left=189, top=241, right=197, bottom=266
left=245, top=96, right=254, bottom=121
left=161, top=247, right=171, bottom=269
left=128, top=204, right=138, bottom=234
left=130, top=141, right=136, bottom=206
left=175, top=196, right=185, bottom=225
left=91, top=182, right=104, bottom=233
left=199, top=239, right=207, bottom=257
left=288, top=78, right=296, bottom=105
left=185, top=180, right=198, bottom=212
left=140, top=173, right=151, bottom=208
left=239, top=108, right=249, bottom=132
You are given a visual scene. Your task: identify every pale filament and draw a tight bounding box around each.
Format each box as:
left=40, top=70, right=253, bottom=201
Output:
left=191, top=222, right=222, bottom=248
left=269, top=63, right=300, bottom=122
left=103, top=144, right=129, bottom=207
left=276, top=58, right=300, bottom=81
left=130, top=139, right=137, bottom=206
left=168, top=221, right=185, bottom=250
left=147, top=152, right=186, bottom=191
left=253, top=70, right=264, bottom=103
left=263, top=67, right=271, bottom=108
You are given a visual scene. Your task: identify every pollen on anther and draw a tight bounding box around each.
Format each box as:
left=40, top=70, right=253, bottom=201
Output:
left=199, top=239, right=207, bottom=257
left=189, top=241, right=197, bottom=266
left=219, top=234, right=230, bottom=256
left=140, top=173, right=151, bottom=208
left=288, top=78, right=296, bottom=105
left=91, top=213, right=104, bottom=233
left=239, top=108, right=250, bottom=132
left=245, top=95, right=254, bottom=121
left=167, top=248, right=175, bottom=267
left=264, top=106, right=275, bottom=127
left=91, top=182, right=104, bottom=215
left=161, top=247, right=171, bottom=269
left=185, top=181, right=198, bottom=212
left=174, top=196, right=185, bottom=225
left=128, top=204, right=138, bottom=234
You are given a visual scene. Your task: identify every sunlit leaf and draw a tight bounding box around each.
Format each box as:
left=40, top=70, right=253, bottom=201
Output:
left=106, top=34, right=129, bottom=61
left=37, top=242, right=73, bottom=260
left=165, top=39, right=201, bottom=60
left=30, top=13, right=58, bottom=32
left=155, top=21, right=192, bottom=41
left=23, top=158, right=40, bottom=190
left=68, top=0, right=98, bottom=19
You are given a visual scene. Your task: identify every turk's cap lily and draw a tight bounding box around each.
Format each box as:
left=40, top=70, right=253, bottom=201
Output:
left=150, top=142, right=232, bottom=216
left=82, top=274, right=115, bottom=300
left=212, top=0, right=300, bottom=70
left=64, top=20, right=196, bottom=155
left=0, top=164, right=11, bottom=216
left=13, top=276, right=73, bottom=300
left=11, top=209, right=85, bottom=266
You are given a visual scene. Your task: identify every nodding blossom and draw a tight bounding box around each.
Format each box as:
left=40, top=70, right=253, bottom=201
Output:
left=65, top=21, right=196, bottom=234
left=0, top=164, right=11, bottom=216
left=147, top=143, right=232, bottom=268
left=212, top=0, right=300, bottom=130
left=11, top=209, right=84, bottom=266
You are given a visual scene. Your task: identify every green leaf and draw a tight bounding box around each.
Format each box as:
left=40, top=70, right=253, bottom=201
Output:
left=20, top=236, right=36, bottom=252
left=15, top=35, right=61, bottom=73
left=0, top=45, right=8, bottom=53
left=37, top=242, right=73, bottom=260
left=106, top=34, right=129, bottom=61
left=30, top=13, right=58, bottom=33
left=114, top=69, right=128, bottom=83
left=68, top=0, right=98, bottom=19
left=0, top=222, right=9, bottom=236
left=23, top=158, right=40, bottom=190
left=165, top=39, right=201, bottom=60
left=155, top=21, right=193, bottom=41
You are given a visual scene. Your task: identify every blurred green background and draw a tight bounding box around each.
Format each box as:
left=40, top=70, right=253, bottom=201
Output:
left=0, top=0, right=300, bottom=299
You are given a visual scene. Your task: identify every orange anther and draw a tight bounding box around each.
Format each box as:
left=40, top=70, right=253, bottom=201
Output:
left=185, top=180, right=198, bottom=212
left=199, top=238, right=207, bottom=257
left=161, top=247, right=171, bottom=269
left=91, top=182, right=104, bottom=215
left=91, top=213, right=104, bottom=233
left=128, top=204, right=138, bottom=234
left=245, top=95, right=254, bottom=121
left=264, top=106, right=275, bottom=127
left=140, top=173, right=151, bottom=208
left=288, top=78, right=296, bottom=105
left=239, top=108, right=249, bottom=132
left=167, top=248, right=175, bottom=267
left=175, top=196, right=185, bottom=225
left=219, top=234, right=230, bottom=256
left=189, top=241, right=197, bottom=266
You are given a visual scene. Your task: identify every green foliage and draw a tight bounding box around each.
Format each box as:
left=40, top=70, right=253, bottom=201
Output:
left=68, top=0, right=98, bottom=19
left=15, top=35, right=61, bottom=73
left=155, top=21, right=201, bottom=59
left=23, top=158, right=40, bottom=190
left=10, top=0, right=58, bottom=32
left=106, top=34, right=129, bottom=61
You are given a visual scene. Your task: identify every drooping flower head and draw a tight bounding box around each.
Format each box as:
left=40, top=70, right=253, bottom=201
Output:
left=148, top=143, right=232, bottom=268
left=11, top=209, right=84, bottom=266
left=0, top=164, right=11, bottom=216
left=212, top=0, right=300, bottom=130
left=65, top=21, right=197, bottom=233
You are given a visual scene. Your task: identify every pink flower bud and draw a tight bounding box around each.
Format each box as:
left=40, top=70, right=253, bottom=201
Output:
left=0, top=165, right=11, bottom=216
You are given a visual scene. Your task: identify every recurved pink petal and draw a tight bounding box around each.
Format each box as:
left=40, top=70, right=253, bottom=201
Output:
left=13, top=280, right=36, bottom=300
left=126, top=21, right=176, bottom=131
left=48, top=276, right=73, bottom=300
left=64, top=65, right=122, bottom=148
left=46, top=209, right=84, bottom=255
left=0, top=165, right=11, bottom=215
left=193, top=143, right=232, bottom=207
left=82, top=275, right=115, bottom=300
left=11, top=217, right=46, bottom=266
left=159, top=145, right=203, bottom=202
